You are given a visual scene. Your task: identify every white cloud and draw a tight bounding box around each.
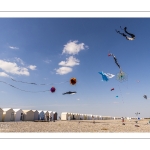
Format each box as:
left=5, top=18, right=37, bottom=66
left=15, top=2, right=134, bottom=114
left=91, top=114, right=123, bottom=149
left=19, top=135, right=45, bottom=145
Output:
left=43, top=59, right=51, bottom=64
left=55, top=67, right=72, bottom=75
left=62, top=40, right=88, bottom=55
left=9, top=46, right=19, bottom=50
left=15, top=57, right=24, bottom=65
left=0, top=60, right=29, bottom=76
left=59, top=56, right=80, bottom=67
left=0, top=72, right=9, bottom=77
left=28, top=65, right=37, bottom=70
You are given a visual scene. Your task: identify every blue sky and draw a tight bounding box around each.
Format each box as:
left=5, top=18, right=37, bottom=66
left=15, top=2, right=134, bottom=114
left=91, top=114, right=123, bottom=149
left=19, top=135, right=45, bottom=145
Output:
left=0, top=18, right=150, bottom=118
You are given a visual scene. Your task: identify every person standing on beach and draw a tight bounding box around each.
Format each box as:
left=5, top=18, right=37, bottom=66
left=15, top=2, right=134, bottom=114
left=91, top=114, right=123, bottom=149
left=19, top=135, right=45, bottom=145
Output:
left=122, top=117, right=124, bottom=122
left=50, top=116, right=52, bottom=121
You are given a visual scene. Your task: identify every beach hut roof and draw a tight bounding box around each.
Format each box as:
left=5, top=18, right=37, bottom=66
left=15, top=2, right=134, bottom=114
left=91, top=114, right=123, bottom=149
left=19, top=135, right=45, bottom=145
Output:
left=48, top=111, right=53, bottom=113
left=13, top=109, right=22, bottom=112
left=43, top=111, right=48, bottom=113
left=61, top=112, right=68, bottom=114
left=32, top=110, right=38, bottom=112
left=2, top=108, right=12, bottom=111
left=23, top=110, right=33, bottom=113
left=37, top=110, right=43, bottom=113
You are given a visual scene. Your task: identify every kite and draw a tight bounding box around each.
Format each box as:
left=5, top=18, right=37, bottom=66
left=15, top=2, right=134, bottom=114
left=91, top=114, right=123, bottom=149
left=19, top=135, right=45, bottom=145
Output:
left=116, top=71, right=128, bottom=82
left=50, top=87, right=56, bottom=93
left=143, top=95, right=147, bottom=99
left=116, top=26, right=135, bottom=41
left=98, top=72, right=109, bottom=81
left=62, top=91, right=77, bottom=95
left=70, top=78, right=77, bottom=85
left=111, top=88, right=114, bottom=91
left=108, top=52, right=128, bottom=82
left=98, top=72, right=115, bottom=81
left=116, top=96, right=119, bottom=98
left=105, top=73, right=115, bottom=78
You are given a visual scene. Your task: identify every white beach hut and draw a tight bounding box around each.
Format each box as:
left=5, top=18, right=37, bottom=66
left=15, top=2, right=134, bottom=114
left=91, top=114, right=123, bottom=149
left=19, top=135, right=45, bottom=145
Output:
left=43, top=111, right=49, bottom=121
left=61, top=112, right=68, bottom=120
left=0, top=108, right=4, bottom=122
left=70, top=113, right=73, bottom=120
left=32, top=110, right=39, bottom=120
left=83, top=114, right=87, bottom=120
left=13, top=109, right=24, bottom=121
left=80, top=114, right=84, bottom=120
left=97, top=115, right=100, bottom=120
left=67, top=112, right=70, bottom=120
left=94, top=115, right=97, bottom=120
left=87, top=114, right=92, bottom=120
left=2, top=108, right=15, bottom=122
left=22, top=110, right=34, bottom=121
left=102, top=116, right=112, bottom=120
left=78, top=114, right=81, bottom=120
left=99, top=116, right=102, bottom=120
left=48, top=111, right=53, bottom=121
left=38, top=110, right=45, bottom=120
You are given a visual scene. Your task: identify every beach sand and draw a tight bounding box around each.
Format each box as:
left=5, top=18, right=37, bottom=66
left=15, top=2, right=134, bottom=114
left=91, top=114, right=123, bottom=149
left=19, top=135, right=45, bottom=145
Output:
left=0, top=119, right=150, bottom=132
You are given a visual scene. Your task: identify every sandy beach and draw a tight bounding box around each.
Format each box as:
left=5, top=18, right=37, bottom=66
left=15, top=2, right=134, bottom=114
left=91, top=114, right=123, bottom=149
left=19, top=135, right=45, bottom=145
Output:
left=0, top=119, right=150, bottom=132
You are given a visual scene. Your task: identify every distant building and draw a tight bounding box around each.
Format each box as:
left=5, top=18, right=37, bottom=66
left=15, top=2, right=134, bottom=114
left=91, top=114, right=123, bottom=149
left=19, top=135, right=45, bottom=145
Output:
left=2, top=108, right=15, bottom=122
left=0, top=108, right=4, bottom=122
left=32, top=110, right=39, bottom=120
left=22, top=110, right=34, bottom=121
left=13, top=109, right=24, bottom=121
left=38, top=110, right=45, bottom=120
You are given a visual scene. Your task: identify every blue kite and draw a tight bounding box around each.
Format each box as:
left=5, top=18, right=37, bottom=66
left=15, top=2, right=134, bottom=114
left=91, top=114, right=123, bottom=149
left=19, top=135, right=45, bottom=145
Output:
left=98, top=72, right=109, bottom=81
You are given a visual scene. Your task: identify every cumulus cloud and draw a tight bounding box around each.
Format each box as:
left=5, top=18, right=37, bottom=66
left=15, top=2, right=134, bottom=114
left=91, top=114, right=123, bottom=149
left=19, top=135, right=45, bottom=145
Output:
left=9, top=46, right=19, bottom=50
left=62, top=40, right=88, bottom=55
left=28, top=65, right=37, bottom=70
left=15, top=57, right=24, bottom=65
left=0, top=60, right=29, bottom=76
left=59, top=56, right=80, bottom=67
left=55, top=67, right=72, bottom=75
left=0, top=72, right=9, bottom=77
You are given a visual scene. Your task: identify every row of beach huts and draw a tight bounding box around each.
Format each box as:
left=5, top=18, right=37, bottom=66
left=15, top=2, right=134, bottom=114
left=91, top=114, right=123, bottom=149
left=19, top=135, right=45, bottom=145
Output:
left=0, top=108, right=57, bottom=122
left=61, top=112, right=142, bottom=120
left=61, top=112, right=117, bottom=120
left=0, top=108, right=142, bottom=122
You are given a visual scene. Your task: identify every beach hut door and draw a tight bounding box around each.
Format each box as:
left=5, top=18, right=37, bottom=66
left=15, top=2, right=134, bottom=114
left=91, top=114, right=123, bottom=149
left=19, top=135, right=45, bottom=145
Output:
left=11, top=112, right=15, bottom=121
left=20, top=113, right=23, bottom=121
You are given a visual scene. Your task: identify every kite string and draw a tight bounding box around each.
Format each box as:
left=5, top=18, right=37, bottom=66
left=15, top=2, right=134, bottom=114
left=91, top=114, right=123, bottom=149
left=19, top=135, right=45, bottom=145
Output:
left=10, top=77, right=69, bottom=85
left=118, top=83, right=124, bottom=103
left=0, top=81, right=50, bottom=93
